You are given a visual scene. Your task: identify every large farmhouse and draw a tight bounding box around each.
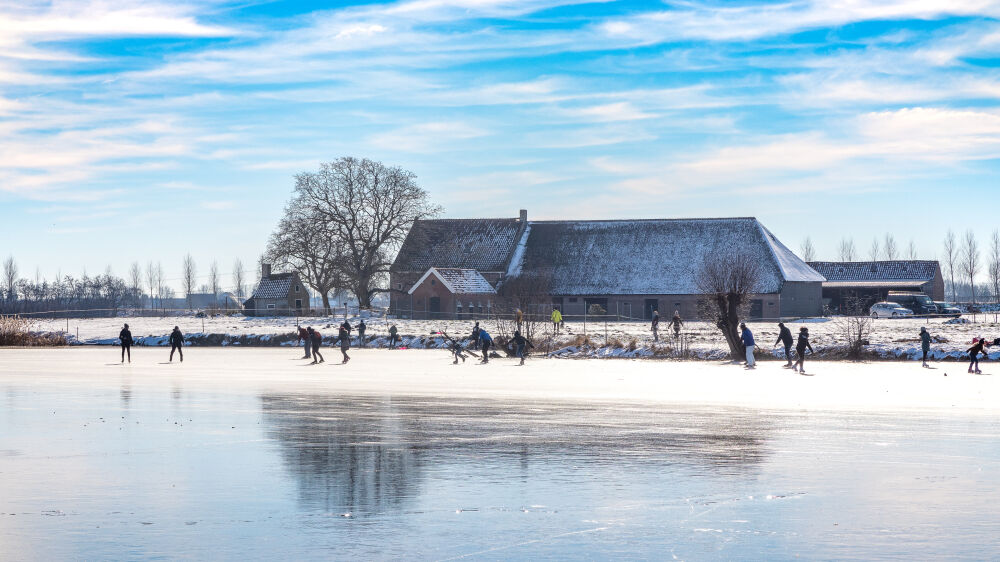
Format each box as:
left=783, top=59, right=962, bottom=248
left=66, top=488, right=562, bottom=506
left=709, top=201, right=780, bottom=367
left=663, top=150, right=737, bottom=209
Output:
left=390, top=210, right=825, bottom=320
left=807, top=260, right=945, bottom=312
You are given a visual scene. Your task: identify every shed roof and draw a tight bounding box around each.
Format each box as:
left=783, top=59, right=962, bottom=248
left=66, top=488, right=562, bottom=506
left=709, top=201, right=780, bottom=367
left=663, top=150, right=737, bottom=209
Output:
left=409, top=268, right=496, bottom=295
left=808, top=261, right=940, bottom=284
left=391, top=218, right=524, bottom=273
left=249, top=273, right=295, bottom=300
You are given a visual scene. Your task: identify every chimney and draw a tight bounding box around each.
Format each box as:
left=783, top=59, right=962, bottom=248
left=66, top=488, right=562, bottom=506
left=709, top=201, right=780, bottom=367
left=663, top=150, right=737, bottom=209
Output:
left=262, top=263, right=271, bottom=279
left=519, top=209, right=527, bottom=223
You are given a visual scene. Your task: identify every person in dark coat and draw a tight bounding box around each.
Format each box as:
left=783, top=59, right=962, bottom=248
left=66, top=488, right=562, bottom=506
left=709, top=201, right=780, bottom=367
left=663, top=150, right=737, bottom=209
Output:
left=119, top=323, right=133, bottom=363
left=968, top=337, right=986, bottom=374
left=511, top=330, right=534, bottom=366
left=478, top=328, right=493, bottom=363
left=308, top=327, right=324, bottom=364
left=774, top=322, right=793, bottom=367
left=298, top=326, right=312, bottom=359
left=794, top=327, right=813, bottom=374
left=335, top=325, right=351, bottom=364
left=670, top=311, right=683, bottom=338
left=341, top=320, right=352, bottom=335
left=169, top=326, right=184, bottom=362
left=740, top=323, right=756, bottom=369
left=357, top=320, right=367, bottom=347
left=651, top=311, right=660, bottom=341
left=919, top=327, right=931, bottom=367
left=388, top=324, right=399, bottom=348
left=471, top=321, right=481, bottom=342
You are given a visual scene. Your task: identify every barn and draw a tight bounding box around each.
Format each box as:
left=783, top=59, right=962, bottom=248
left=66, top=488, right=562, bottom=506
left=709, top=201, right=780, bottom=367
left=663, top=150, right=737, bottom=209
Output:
left=807, top=260, right=945, bottom=312
left=390, top=211, right=824, bottom=320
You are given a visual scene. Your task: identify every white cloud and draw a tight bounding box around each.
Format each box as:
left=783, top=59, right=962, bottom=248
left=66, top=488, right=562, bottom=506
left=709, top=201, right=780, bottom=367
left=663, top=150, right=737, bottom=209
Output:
left=561, top=102, right=656, bottom=122
left=367, top=121, right=488, bottom=152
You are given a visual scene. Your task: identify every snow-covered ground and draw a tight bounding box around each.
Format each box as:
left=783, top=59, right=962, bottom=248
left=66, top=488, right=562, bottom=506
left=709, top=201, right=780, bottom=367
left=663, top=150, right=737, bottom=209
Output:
left=26, top=312, right=1000, bottom=361
left=1, top=347, right=998, bottom=412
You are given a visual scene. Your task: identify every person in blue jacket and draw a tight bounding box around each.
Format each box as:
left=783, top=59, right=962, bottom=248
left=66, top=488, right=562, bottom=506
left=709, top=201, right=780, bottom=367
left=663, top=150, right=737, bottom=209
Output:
left=478, top=328, right=493, bottom=363
left=740, top=322, right=756, bottom=369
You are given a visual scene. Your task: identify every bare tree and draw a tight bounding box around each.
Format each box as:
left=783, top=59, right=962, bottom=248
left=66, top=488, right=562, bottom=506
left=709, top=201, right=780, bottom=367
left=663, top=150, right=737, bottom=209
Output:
left=960, top=230, right=980, bottom=304
left=265, top=199, right=346, bottom=314
left=906, top=239, right=918, bottom=260
left=990, top=230, right=1000, bottom=303
left=837, top=297, right=874, bottom=360
left=883, top=233, right=898, bottom=260
left=869, top=238, right=881, bottom=262
left=128, top=262, right=142, bottom=309
left=145, top=261, right=157, bottom=310
left=232, top=259, right=245, bottom=302
left=800, top=237, right=816, bottom=262
left=155, top=262, right=164, bottom=309
left=2, top=255, right=17, bottom=302
left=696, top=249, right=763, bottom=361
left=182, top=254, right=197, bottom=309
left=943, top=229, right=958, bottom=302
left=292, top=157, right=442, bottom=309
left=209, top=261, right=220, bottom=305
left=838, top=238, right=857, bottom=261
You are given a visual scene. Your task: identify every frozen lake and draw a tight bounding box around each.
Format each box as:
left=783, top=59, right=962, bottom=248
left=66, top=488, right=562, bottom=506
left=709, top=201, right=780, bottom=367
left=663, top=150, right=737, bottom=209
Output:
left=2, top=349, right=1000, bottom=559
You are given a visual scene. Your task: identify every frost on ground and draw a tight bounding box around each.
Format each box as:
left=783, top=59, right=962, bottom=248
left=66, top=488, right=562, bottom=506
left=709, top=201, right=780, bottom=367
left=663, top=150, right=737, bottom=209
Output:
left=26, top=313, right=1000, bottom=362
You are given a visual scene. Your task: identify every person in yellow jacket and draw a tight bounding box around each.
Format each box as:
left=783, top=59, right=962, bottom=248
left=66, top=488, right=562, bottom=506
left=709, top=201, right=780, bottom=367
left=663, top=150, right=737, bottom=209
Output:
left=550, top=308, right=563, bottom=334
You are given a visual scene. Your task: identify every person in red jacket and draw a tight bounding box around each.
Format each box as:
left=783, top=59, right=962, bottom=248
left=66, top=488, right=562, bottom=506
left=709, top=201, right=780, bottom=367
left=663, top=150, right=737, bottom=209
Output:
left=308, top=327, right=324, bottom=364
left=297, top=326, right=311, bottom=359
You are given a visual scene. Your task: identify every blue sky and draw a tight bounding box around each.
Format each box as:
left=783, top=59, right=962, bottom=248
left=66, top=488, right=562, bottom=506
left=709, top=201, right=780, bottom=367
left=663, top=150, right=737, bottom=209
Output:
left=2, top=0, right=1000, bottom=290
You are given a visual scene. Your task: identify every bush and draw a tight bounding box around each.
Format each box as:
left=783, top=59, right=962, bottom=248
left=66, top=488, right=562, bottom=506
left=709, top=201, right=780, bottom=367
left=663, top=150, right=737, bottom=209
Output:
left=0, top=315, right=67, bottom=346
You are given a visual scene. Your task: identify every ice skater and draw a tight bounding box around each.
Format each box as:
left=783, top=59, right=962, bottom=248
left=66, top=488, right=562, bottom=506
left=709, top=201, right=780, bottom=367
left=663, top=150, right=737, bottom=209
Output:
left=471, top=321, right=481, bottom=342
left=774, top=322, right=793, bottom=367
left=388, top=324, right=399, bottom=348
left=169, top=326, right=184, bottom=362
left=334, top=324, right=350, bottom=364
left=298, top=326, right=312, bottom=359
left=967, top=337, right=986, bottom=374
left=794, top=327, right=813, bottom=374
left=740, top=322, right=755, bottom=369
left=550, top=308, right=563, bottom=334
left=478, top=328, right=493, bottom=363
left=670, top=310, right=683, bottom=339
left=651, top=310, right=660, bottom=341
left=919, top=327, right=931, bottom=367
left=357, top=319, right=367, bottom=347
left=119, top=323, right=133, bottom=363
left=449, top=338, right=467, bottom=364
left=308, top=327, right=324, bottom=364
left=511, top=330, right=534, bottom=366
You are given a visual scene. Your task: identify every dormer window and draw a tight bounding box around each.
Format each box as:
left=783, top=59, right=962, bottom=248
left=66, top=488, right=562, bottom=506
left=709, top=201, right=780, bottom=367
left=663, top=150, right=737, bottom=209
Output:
left=295, top=285, right=300, bottom=293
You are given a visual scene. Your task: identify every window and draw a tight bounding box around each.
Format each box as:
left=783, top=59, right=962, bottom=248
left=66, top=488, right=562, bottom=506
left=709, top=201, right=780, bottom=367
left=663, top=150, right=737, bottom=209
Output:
left=397, top=283, right=403, bottom=290
left=477, top=301, right=483, bottom=314
left=431, top=279, right=437, bottom=286
left=295, top=285, right=300, bottom=293
left=456, top=301, right=463, bottom=313
left=569, top=297, right=578, bottom=303
left=295, top=299, right=302, bottom=308
left=266, top=304, right=275, bottom=310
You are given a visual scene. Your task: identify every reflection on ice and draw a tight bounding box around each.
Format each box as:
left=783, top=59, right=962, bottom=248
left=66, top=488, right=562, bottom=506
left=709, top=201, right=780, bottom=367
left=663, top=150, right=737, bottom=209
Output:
left=261, top=394, right=774, bottom=516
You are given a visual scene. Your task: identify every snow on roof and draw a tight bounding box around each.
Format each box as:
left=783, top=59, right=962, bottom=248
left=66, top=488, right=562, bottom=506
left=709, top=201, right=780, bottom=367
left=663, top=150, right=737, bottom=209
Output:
left=392, top=218, right=523, bottom=272
left=808, top=261, right=940, bottom=283
left=409, top=268, right=496, bottom=295
left=249, top=273, right=294, bottom=299
left=757, top=225, right=827, bottom=283
left=512, top=218, right=820, bottom=295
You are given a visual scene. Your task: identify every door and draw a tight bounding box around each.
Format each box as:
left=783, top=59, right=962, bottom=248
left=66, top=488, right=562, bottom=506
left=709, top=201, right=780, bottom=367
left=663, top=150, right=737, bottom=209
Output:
left=620, top=302, right=632, bottom=320
left=429, top=296, right=441, bottom=316
left=750, top=299, right=763, bottom=319
left=644, top=299, right=659, bottom=320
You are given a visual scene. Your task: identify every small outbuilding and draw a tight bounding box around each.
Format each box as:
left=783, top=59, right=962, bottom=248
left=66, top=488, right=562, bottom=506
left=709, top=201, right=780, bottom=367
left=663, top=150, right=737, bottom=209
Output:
left=243, top=264, right=310, bottom=316
left=405, top=267, right=497, bottom=319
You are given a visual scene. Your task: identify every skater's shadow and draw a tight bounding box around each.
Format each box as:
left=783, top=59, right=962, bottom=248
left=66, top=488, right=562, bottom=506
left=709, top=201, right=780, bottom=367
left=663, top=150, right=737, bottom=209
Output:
left=157, top=362, right=175, bottom=365
left=104, top=362, right=123, bottom=366
left=925, top=365, right=938, bottom=370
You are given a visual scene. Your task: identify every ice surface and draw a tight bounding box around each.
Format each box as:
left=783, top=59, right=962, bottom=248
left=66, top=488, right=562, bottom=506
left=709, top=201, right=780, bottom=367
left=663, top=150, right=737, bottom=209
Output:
left=2, top=348, right=1000, bottom=559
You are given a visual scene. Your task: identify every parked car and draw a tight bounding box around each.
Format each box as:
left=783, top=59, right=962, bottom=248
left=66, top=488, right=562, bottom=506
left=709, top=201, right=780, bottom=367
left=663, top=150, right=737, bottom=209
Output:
left=934, top=301, right=962, bottom=317
left=886, top=291, right=938, bottom=316
left=870, top=302, right=914, bottom=318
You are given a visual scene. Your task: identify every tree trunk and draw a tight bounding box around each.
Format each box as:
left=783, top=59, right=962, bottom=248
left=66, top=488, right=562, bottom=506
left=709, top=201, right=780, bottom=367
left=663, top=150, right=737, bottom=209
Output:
left=321, top=292, right=331, bottom=316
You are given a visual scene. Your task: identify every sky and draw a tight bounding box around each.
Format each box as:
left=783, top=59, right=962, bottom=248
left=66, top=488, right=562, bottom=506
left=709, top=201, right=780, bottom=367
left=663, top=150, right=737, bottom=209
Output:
left=2, top=0, right=1000, bottom=291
